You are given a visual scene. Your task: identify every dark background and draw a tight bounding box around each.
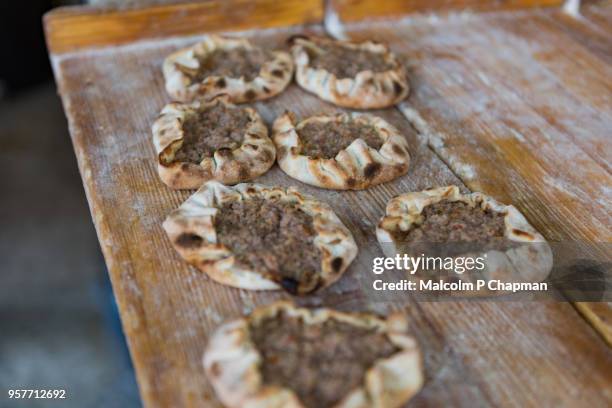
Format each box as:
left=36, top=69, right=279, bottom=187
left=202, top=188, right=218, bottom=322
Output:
left=0, top=1, right=141, bottom=406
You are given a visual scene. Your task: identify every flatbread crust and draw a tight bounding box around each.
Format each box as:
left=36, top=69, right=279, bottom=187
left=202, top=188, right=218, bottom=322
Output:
left=152, top=95, right=275, bottom=189
left=273, top=111, right=410, bottom=190
left=204, top=301, right=424, bottom=408
left=164, top=35, right=294, bottom=103
left=376, top=185, right=553, bottom=296
left=290, top=36, right=408, bottom=109
left=163, top=181, right=357, bottom=294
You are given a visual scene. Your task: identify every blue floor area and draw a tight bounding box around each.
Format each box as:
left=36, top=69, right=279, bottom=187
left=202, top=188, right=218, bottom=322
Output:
left=0, top=84, right=141, bottom=408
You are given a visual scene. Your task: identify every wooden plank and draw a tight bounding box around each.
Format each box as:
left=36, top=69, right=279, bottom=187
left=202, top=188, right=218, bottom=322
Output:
left=582, top=2, right=612, bottom=35
left=338, top=8, right=612, bottom=344
left=51, top=33, right=612, bottom=405
left=327, top=0, right=564, bottom=24
left=548, top=9, right=612, bottom=65
left=48, top=27, right=474, bottom=406
left=45, top=3, right=612, bottom=407
left=44, top=0, right=324, bottom=54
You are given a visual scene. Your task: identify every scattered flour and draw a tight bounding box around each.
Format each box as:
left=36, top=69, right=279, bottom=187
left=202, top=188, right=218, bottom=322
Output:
left=202, top=307, right=223, bottom=324
left=399, top=104, right=476, bottom=182
left=238, top=291, right=257, bottom=315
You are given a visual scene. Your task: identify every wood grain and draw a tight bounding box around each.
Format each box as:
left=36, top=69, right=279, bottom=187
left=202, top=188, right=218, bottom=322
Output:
left=45, top=2, right=612, bottom=407
left=582, top=1, right=612, bottom=34
left=44, top=0, right=323, bottom=54
left=327, top=0, right=564, bottom=23
left=339, top=7, right=612, bottom=343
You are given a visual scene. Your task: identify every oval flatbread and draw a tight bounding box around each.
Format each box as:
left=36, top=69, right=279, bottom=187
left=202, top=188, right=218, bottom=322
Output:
left=273, top=111, right=410, bottom=190
left=152, top=95, right=275, bottom=189
left=376, top=185, right=553, bottom=296
left=162, top=181, right=357, bottom=294
left=164, top=35, right=294, bottom=103
left=290, top=36, right=408, bottom=109
left=204, top=301, right=423, bottom=408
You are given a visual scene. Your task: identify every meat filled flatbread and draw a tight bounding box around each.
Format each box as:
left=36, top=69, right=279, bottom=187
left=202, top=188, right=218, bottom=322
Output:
left=204, top=301, right=423, bottom=408
left=273, top=111, right=410, bottom=190
left=152, top=95, right=275, bottom=189
left=290, top=36, right=408, bottom=109
left=163, top=182, right=357, bottom=294
left=376, top=185, right=553, bottom=295
left=164, top=35, right=294, bottom=103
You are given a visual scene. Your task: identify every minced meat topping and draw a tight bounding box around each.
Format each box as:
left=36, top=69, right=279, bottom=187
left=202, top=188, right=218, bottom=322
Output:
left=214, top=198, right=322, bottom=293
left=250, top=313, right=399, bottom=408
left=173, top=104, right=249, bottom=163
left=298, top=120, right=383, bottom=159
left=191, top=47, right=271, bottom=82
left=393, top=201, right=510, bottom=254
left=309, top=44, right=394, bottom=79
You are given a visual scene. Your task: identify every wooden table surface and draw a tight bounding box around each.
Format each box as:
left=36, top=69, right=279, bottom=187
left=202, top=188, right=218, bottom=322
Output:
left=44, top=0, right=612, bottom=406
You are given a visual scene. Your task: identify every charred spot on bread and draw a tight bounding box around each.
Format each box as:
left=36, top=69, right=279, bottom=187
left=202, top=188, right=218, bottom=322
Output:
left=244, top=89, right=257, bottom=100
left=280, top=277, right=299, bottom=294
left=392, top=80, right=404, bottom=95
left=512, top=228, right=532, bottom=238
left=215, top=78, right=226, bottom=88
left=209, top=362, right=222, bottom=377
left=176, top=233, right=204, bottom=248
left=216, top=147, right=233, bottom=157
left=392, top=144, right=405, bottom=155
left=331, top=257, right=343, bottom=272
left=364, top=162, right=381, bottom=179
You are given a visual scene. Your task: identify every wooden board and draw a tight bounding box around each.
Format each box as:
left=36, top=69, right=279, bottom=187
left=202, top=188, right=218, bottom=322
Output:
left=333, top=4, right=612, bottom=344
left=44, top=0, right=324, bottom=53
left=327, top=0, right=564, bottom=23
left=44, top=1, right=612, bottom=407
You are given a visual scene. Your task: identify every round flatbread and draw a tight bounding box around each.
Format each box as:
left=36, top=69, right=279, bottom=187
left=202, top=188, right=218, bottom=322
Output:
left=273, top=111, right=410, bottom=190
left=152, top=95, right=275, bottom=189
left=163, top=181, right=358, bottom=294
left=376, top=185, right=553, bottom=295
left=290, top=36, right=408, bottom=109
left=204, top=301, right=423, bottom=408
left=164, top=35, right=294, bottom=103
